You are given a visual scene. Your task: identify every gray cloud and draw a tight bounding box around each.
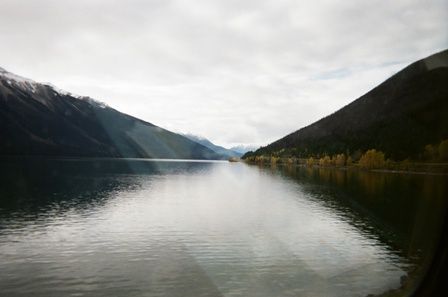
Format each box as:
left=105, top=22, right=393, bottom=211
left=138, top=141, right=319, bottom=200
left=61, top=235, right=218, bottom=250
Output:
left=1, top=0, right=447, bottom=147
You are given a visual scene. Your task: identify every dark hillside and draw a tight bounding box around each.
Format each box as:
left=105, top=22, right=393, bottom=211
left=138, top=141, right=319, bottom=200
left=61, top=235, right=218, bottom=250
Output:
left=0, top=68, right=219, bottom=159
left=248, top=50, right=448, bottom=160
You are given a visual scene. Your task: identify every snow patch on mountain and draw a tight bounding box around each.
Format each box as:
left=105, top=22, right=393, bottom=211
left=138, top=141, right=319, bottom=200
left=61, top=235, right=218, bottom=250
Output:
left=0, top=66, right=38, bottom=93
left=0, top=66, right=108, bottom=108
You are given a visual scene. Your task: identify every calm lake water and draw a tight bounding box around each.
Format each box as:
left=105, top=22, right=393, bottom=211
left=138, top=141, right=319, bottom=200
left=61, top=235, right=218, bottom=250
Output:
left=0, top=158, right=447, bottom=297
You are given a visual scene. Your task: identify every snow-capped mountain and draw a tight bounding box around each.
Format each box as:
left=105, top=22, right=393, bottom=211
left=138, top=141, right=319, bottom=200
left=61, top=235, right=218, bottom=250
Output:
left=230, top=145, right=259, bottom=155
left=0, top=67, right=219, bottom=159
left=0, top=67, right=107, bottom=109
left=182, top=134, right=242, bottom=158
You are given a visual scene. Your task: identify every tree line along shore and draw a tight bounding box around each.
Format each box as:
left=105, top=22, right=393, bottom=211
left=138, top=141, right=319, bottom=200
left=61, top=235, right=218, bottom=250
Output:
left=243, top=139, right=448, bottom=174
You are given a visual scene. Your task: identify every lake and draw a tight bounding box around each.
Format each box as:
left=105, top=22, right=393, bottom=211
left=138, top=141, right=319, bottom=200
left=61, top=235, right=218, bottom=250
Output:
left=0, top=158, right=447, bottom=297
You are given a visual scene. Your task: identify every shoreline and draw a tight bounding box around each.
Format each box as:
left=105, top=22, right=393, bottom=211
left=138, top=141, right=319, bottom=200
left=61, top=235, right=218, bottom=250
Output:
left=243, top=158, right=448, bottom=176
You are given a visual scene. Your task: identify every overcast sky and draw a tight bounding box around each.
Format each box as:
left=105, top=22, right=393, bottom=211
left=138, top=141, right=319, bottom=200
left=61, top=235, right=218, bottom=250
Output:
left=1, top=0, right=447, bottom=148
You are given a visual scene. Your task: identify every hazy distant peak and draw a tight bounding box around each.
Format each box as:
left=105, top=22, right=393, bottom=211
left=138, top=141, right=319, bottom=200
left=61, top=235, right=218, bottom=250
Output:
left=181, top=133, right=217, bottom=148
left=181, top=133, right=242, bottom=158
left=230, top=145, right=260, bottom=154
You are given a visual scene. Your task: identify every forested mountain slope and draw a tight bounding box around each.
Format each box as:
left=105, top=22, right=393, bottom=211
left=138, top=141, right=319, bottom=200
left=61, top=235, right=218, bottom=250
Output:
left=245, top=50, right=448, bottom=160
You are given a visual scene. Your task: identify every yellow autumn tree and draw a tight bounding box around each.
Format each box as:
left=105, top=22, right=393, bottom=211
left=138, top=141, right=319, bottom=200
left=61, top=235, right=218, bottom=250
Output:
left=438, top=139, right=448, bottom=161
left=306, top=157, right=315, bottom=167
left=424, top=144, right=437, bottom=161
left=346, top=156, right=353, bottom=166
left=334, top=154, right=346, bottom=166
left=358, top=149, right=385, bottom=169
left=319, top=155, right=331, bottom=166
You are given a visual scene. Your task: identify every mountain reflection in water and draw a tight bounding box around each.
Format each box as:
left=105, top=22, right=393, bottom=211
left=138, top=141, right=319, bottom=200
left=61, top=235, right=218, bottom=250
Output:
left=0, top=158, right=446, bottom=297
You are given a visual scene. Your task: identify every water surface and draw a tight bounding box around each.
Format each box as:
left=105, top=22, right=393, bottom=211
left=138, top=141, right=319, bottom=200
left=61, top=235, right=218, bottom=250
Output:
left=0, top=158, right=446, bottom=296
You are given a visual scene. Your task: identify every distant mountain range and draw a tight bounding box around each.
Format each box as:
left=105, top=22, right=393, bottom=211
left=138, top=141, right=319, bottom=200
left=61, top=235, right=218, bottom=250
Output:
left=244, top=49, right=448, bottom=160
left=0, top=67, right=221, bottom=159
left=230, top=145, right=259, bottom=155
left=182, top=134, right=242, bottom=158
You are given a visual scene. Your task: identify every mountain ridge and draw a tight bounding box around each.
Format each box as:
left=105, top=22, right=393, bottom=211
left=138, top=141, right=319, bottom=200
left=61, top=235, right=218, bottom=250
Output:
left=244, top=49, right=448, bottom=160
left=0, top=67, right=220, bottom=160
left=181, top=134, right=242, bottom=159
left=230, top=145, right=259, bottom=155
